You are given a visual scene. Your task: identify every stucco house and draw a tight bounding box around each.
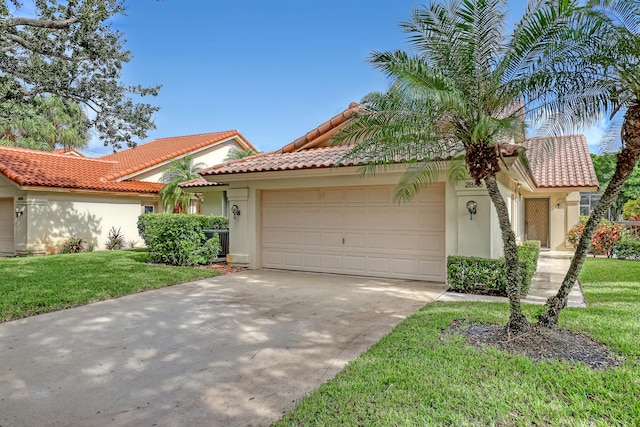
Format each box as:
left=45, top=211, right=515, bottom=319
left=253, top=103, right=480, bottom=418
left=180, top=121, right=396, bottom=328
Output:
left=187, top=103, right=598, bottom=282
left=0, top=130, right=256, bottom=255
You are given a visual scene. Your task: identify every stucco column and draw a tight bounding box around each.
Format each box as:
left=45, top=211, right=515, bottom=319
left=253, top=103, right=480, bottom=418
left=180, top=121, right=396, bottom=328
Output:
left=565, top=191, right=581, bottom=250
left=455, top=180, right=493, bottom=258
left=226, top=188, right=250, bottom=266
left=15, top=195, right=49, bottom=255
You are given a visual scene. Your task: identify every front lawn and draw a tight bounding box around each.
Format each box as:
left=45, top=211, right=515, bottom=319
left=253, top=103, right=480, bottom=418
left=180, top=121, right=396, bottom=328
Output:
left=0, top=250, right=220, bottom=322
left=276, top=258, right=640, bottom=426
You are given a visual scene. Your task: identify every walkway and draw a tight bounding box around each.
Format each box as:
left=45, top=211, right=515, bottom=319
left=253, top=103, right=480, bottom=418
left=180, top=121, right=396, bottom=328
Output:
left=437, top=251, right=586, bottom=307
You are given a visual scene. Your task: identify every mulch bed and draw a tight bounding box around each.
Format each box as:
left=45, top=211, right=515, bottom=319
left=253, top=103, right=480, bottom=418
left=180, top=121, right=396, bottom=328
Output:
left=199, top=262, right=247, bottom=275
left=446, top=319, right=619, bottom=370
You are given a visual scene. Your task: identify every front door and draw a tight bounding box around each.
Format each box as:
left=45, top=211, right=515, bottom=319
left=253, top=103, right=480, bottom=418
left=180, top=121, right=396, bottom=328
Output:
left=524, top=198, right=550, bottom=247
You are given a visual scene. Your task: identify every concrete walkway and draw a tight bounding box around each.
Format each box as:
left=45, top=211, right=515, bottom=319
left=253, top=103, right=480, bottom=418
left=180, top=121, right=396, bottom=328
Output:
left=437, top=251, right=586, bottom=307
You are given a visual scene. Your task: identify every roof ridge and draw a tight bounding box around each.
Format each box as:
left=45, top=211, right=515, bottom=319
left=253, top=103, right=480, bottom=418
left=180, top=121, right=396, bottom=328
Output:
left=148, top=130, right=239, bottom=141
left=0, top=145, right=118, bottom=164
left=276, top=102, right=361, bottom=154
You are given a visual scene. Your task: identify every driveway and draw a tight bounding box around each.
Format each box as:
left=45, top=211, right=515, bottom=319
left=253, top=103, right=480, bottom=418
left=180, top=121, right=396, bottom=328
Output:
left=0, top=270, right=448, bottom=427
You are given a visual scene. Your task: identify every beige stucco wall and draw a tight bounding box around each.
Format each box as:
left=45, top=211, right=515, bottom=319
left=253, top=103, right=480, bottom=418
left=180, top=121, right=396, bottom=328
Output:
left=127, top=140, right=240, bottom=183
left=14, top=191, right=158, bottom=254
left=201, top=190, right=225, bottom=216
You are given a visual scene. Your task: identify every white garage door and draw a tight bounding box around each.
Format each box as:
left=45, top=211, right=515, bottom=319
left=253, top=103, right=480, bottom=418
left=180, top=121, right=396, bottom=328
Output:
left=261, top=184, right=445, bottom=281
left=0, top=198, right=14, bottom=253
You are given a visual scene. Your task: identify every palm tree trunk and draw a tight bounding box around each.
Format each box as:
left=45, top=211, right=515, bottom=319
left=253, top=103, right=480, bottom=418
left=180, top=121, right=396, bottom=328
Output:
left=484, top=174, right=530, bottom=334
left=538, top=102, right=640, bottom=327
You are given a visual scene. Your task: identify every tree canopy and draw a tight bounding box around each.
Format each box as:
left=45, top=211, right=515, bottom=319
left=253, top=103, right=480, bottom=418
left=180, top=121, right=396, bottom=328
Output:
left=0, top=0, right=160, bottom=150
left=591, top=152, right=640, bottom=218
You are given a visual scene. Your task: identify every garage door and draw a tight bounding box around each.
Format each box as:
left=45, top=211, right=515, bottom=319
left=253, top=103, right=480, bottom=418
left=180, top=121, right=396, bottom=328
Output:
left=0, top=198, right=14, bottom=253
left=261, top=184, right=445, bottom=281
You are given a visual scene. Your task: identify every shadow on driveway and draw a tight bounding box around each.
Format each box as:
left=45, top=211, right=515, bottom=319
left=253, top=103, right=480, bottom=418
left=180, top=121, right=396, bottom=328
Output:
left=0, top=270, right=447, bottom=426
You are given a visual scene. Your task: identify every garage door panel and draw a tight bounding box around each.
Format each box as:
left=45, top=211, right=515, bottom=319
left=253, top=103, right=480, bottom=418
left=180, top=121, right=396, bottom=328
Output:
left=344, top=255, right=366, bottom=272
left=261, top=185, right=445, bottom=281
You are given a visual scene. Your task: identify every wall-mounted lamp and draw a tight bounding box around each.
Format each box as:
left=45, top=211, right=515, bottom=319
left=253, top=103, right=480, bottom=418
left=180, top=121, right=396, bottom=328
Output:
left=466, top=200, right=477, bottom=220
left=556, top=201, right=562, bottom=209
left=15, top=207, right=23, bottom=218
left=231, top=204, right=241, bottom=220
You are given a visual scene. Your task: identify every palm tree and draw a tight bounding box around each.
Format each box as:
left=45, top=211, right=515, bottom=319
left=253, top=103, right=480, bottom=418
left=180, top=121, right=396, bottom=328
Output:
left=336, top=0, right=598, bottom=334
left=224, top=147, right=256, bottom=161
left=0, top=97, right=89, bottom=151
left=539, top=0, right=640, bottom=326
left=159, top=156, right=206, bottom=213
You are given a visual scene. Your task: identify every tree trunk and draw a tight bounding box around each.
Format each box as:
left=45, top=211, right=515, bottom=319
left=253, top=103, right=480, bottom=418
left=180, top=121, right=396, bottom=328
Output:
left=484, top=174, right=531, bottom=334
left=538, top=102, right=640, bottom=327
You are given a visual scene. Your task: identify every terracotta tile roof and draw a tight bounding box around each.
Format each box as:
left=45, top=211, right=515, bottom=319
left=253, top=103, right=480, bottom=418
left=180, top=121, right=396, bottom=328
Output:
left=275, top=103, right=361, bottom=154
left=201, top=134, right=597, bottom=191
left=200, top=145, right=359, bottom=176
left=100, top=130, right=257, bottom=181
left=0, top=146, right=163, bottom=194
left=524, top=135, right=598, bottom=188
left=179, top=177, right=226, bottom=188
left=51, top=148, right=86, bottom=157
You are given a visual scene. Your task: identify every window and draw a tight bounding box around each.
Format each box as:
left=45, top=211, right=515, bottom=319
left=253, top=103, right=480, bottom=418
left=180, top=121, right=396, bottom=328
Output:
left=143, top=205, right=155, bottom=214
left=580, top=193, right=612, bottom=220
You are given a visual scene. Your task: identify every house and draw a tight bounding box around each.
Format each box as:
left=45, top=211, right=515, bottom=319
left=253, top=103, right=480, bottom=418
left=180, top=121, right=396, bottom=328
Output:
left=190, top=104, right=598, bottom=282
left=0, top=131, right=256, bottom=255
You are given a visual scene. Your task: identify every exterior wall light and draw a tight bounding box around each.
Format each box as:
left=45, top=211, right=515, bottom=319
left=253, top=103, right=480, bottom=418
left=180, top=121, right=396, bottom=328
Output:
left=466, top=200, right=477, bottom=220
left=231, top=204, right=241, bottom=219
left=15, top=207, right=23, bottom=218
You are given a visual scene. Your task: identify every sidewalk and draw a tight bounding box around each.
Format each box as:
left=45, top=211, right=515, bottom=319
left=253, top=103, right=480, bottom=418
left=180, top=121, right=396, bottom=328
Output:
left=437, top=251, right=586, bottom=308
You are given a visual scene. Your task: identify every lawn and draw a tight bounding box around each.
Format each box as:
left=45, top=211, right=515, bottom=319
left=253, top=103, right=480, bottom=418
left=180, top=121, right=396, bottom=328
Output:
left=275, top=258, right=640, bottom=426
left=0, top=250, right=220, bottom=322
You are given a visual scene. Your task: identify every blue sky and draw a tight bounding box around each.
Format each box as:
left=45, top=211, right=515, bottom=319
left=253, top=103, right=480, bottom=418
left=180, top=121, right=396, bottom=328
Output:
left=85, top=0, right=604, bottom=156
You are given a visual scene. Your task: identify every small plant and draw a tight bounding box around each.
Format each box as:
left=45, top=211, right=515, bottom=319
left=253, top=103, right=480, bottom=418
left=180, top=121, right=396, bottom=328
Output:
left=567, top=217, right=623, bottom=257
left=127, top=240, right=138, bottom=249
left=105, top=227, right=126, bottom=251
left=60, top=235, right=86, bottom=254
left=86, top=242, right=96, bottom=252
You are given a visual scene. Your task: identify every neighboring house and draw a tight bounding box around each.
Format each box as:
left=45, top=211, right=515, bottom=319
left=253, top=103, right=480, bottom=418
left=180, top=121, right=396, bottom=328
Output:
left=189, top=104, right=598, bottom=282
left=0, top=131, right=256, bottom=255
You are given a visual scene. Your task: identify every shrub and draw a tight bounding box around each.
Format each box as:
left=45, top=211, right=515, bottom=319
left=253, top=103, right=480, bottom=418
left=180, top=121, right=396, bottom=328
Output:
left=614, top=235, right=640, bottom=260
left=567, top=217, right=623, bottom=257
left=622, top=199, right=640, bottom=220
left=137, top=214, right=223, bottom=266
left=60, top=235, right=86, bottom=254
left=105, top=227, right=126, bottom=250
left=447, top=241, right=540, bottom=296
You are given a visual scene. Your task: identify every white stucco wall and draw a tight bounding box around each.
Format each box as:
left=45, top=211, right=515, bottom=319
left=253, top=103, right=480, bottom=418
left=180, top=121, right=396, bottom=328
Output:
left=16, top=191, right=158, bottom=254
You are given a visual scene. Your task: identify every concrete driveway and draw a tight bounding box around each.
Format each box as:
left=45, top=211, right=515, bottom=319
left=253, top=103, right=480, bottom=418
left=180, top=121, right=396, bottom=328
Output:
left=0, top=270, right=447, bottom=426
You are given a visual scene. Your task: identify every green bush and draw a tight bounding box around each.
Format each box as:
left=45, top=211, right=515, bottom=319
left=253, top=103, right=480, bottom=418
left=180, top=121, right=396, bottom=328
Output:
left=614, top=236, right=640, bottom=260
left=137, top=214, right=223, bottom=266
left=447, top=241, right=540, bottom=295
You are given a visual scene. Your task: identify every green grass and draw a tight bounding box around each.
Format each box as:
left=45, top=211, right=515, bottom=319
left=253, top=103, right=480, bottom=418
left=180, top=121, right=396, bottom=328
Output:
left=275, top=258, right=640, bottom=426
left=0, top=250, right=220, bottom=322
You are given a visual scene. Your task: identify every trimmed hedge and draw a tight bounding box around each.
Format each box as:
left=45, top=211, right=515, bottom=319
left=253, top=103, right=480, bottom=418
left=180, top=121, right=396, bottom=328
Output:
left=614, top=239, right=640, bottom=260
left=137, top=214, right=226, bottom=266
left=447, top=241, right=541, bottom=296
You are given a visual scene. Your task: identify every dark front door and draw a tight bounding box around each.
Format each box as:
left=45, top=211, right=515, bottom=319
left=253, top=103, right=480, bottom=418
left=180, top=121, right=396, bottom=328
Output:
left=524, top=198, right=550, bottom=247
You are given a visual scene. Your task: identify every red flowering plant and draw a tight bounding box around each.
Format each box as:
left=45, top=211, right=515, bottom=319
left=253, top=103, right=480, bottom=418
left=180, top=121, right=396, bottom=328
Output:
left=566, top=217, right=623, bottom=258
